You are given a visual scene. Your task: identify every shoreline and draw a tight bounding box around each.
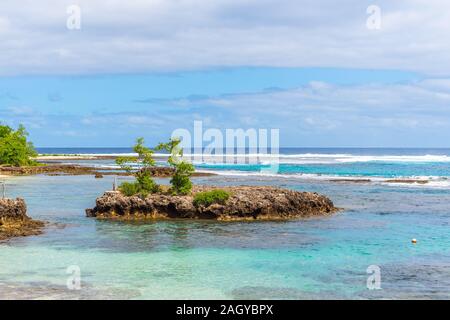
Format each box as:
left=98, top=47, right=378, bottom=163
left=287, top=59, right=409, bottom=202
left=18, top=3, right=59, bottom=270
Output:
left=0, top=155, right=442, bottom=187
left=35, top=154, right=169, bottom=161
left=36, top=155, right=125, bottom=161
left=0, top=164, right=215, bottom=178
left=0, top=198, right=45, bottom=241
left=0, top=164, right=437, bottom=186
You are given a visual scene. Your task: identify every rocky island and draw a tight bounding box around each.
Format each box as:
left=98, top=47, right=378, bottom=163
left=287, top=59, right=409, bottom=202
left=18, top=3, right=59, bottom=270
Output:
left=0, top=198, right=44, bottom=240
left=85, top=138, right=338, bottom=221
left=86, top=186, right=338, bottom=221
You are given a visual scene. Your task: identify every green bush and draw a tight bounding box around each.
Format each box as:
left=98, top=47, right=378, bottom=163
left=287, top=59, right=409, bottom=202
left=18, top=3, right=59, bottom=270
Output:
left=170, top=161, right=195, bottom=195
left=118, top=182, right=140, bottom=196
left=136, top=172, right=160, bottom=193
left=193, top=189, right=231, bottom=207
left=156, top=138, right=195, bottom=195
left=118, top=177, right=160, bottom=197
left=116, top=137, right=160, bottom=196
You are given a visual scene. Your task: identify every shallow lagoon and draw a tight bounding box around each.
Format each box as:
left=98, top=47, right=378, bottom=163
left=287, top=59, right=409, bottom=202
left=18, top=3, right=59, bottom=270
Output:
left=1, top=173, right=449, bottom=299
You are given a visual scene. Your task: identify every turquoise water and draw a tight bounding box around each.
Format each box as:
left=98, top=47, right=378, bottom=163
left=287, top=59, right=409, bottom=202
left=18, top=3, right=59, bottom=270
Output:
left=46, top=148, right=450, bottom=184
left=1, top=165, right=450, bottom=299
left=198, top=161, right=450, bottom=178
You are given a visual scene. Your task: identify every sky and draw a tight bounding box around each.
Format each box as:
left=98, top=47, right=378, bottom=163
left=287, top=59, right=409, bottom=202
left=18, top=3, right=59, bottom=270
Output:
left=0, top=0, right=450, bottom=147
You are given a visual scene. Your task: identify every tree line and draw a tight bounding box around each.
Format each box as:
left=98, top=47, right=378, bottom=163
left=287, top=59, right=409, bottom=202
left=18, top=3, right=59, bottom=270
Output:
left=0, top=124, right=37, bottom=167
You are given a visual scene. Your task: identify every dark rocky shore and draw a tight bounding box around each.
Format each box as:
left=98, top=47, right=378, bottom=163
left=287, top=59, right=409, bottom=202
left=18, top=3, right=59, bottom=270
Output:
left=0, top=198, right=44, bottom=240
left=1, top=164, right=430, bottom=185
left=86, top=186, right=338, bottom=221
left=0, top=165, right=214, bottom=177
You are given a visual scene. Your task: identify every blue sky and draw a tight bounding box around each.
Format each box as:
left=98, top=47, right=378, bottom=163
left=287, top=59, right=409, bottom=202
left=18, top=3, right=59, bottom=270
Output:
left=1, top=1, right=450, bottom=147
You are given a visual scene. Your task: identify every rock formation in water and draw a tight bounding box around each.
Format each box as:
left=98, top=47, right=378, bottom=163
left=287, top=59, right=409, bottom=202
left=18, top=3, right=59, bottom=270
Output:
left=0, top=165, right=214, bottom=177
left=0, top=198, right=44, bottom=240
left=86, top=186, right=338, bottom=221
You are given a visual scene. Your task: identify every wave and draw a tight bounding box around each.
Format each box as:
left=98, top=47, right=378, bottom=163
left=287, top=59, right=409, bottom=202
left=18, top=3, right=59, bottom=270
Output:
left=332, top=154, right=450, bottom=163
left=39, top=151, right=450, bottom=164
left=56, top=156, right=450, bottom=188
left=204, top=169, right=450, bottom=188
left=180, top=153, right=450, bottom=164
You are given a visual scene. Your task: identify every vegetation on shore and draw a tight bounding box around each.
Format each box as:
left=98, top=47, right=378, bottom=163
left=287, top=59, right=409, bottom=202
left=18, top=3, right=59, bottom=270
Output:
left=0, top=124, right=37, bottom=167
left=193, top=189, right=231, bottom=207
left=155, top=138, right=195, bottom=195
left=116, top=138, right=160, bottom=197
left=116, top=137, right=195, bottom=196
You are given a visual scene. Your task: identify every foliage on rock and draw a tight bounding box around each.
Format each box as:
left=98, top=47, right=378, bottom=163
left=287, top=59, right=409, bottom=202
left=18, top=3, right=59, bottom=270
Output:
left=193, top=189, right=231, bottom=207
left=116, top=137, right=159, bottom=196
left=156, top=138, right=195, bottom=195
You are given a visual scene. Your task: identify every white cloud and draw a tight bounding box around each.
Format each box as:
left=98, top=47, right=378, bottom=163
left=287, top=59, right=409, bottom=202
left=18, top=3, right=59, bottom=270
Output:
left=130, top=78, right=450, bottom=146
left=0, top=0, right=449, bottom=75
left=0, top=106, right=46, bottom=129
left=6, top=106, right=36, bottom=116
left=2, top=77, right=450, bottom=146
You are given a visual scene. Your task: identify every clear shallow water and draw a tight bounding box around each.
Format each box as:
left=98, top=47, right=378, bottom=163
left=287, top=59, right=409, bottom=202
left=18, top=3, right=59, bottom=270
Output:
left=1, top=171, right=449, bottom=299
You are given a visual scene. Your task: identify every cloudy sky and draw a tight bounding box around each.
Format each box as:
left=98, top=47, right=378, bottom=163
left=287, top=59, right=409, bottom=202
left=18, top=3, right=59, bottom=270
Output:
left=1, top=0, right=450, bottom=147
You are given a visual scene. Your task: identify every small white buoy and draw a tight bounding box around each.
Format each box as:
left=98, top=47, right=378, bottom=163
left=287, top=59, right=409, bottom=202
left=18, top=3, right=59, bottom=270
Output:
left=411, top=238, right=417, bottom=244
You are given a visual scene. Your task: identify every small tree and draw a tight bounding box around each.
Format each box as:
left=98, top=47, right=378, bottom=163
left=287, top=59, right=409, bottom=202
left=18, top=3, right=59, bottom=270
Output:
left=156, top=138, right=195, bottom=195
left=0, top=124, right=37, bottom=167
left=116, top=137, right=159, bottom=196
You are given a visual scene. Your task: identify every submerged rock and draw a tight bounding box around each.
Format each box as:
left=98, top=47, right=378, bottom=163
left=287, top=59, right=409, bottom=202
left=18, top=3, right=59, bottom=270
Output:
left=86, top=186, right=338, bottom=221
left=0, top=198, right=45, bottom=240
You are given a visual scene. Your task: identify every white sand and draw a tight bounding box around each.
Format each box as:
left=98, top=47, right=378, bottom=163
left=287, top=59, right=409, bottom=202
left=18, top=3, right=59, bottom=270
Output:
left=36, top=155, right=100, bottom=160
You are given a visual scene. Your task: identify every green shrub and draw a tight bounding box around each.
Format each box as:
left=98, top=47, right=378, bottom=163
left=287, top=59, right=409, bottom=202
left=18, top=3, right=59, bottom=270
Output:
left=193, top=189, right=231, bottom=207
left=136, top=172, right=160, bottom=193
left=170, top=161, right=195, bottom=195
left=118, top=181, right=140, bottom=196
left=156, top=138, right=195, bottom=195
left=116, top=137, right=160, bottom=196
left=118, top=177, right=160, bottom=197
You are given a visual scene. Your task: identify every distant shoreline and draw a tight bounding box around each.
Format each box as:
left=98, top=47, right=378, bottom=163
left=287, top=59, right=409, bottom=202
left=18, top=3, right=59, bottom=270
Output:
left=0, top=162, right=215, bottom=178
left=35, top=154, right=175, bottom=161
left=1, top=153, right=446, bottom=187
left=36, top=155, right=124, bottom=160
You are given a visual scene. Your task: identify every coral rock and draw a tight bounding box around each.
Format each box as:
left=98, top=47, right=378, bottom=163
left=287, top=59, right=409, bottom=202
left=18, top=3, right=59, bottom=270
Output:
left=86, top=186, right=338, bottom=221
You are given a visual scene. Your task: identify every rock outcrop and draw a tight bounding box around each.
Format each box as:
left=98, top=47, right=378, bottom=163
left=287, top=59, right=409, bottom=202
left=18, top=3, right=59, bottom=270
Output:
left=0, top=165, right=214, bottom=177
left=86, top=186, right=338, bottom=221
left=0, top=198, right=27, bottom=218
left=0, top=198, right=44, bottom=240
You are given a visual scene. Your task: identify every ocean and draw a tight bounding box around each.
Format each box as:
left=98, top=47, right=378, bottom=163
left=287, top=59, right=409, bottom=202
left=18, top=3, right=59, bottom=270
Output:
left=1, top=148, right=449, bottom=299
left=38, top=147, right=450, bottom=187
